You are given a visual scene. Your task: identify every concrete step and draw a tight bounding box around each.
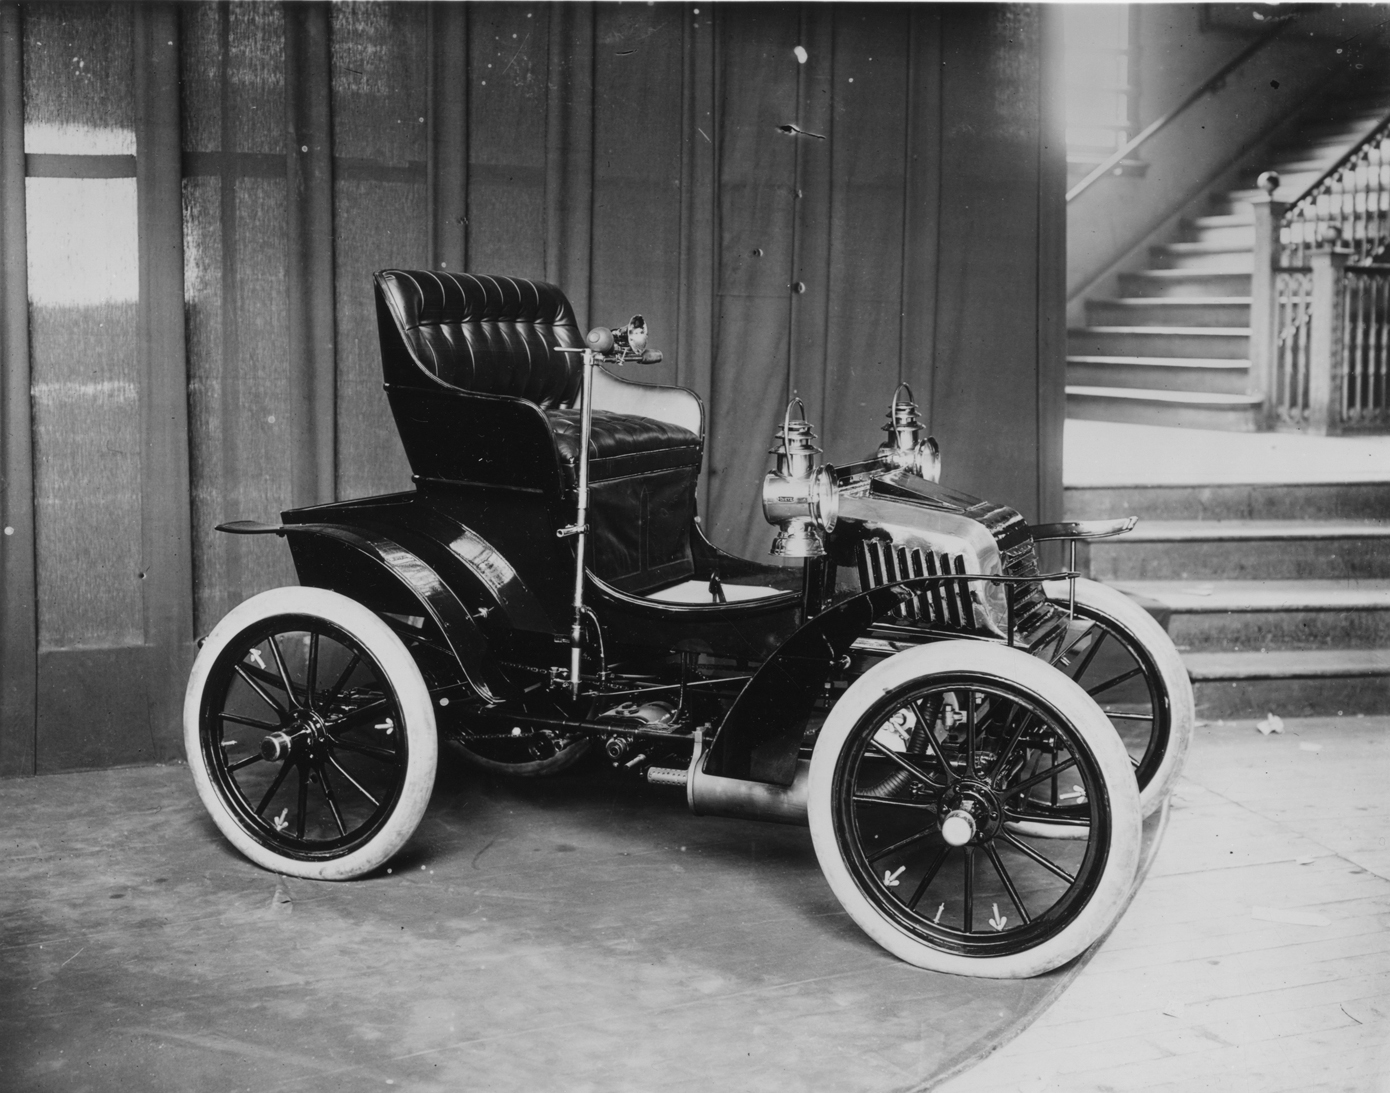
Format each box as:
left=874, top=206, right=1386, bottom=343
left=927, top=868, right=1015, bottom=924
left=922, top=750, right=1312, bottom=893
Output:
left=1117, top=270, right=1251, bottom=299
left=1185, top=648, right=1390, bottom=718
left=1066, top=356, right=1250, bottom=395
left=1064, top=481, right=1390, bottom=521
left=1112, top=578, right=1390, bottom=651
left=1088, top=519, right=1390, bottom=580
left=1084, top=297, right=1250, bottom=327
left=1068, top=327, right=1249, bottom=359
left=1149, top=242, right=1254, bottom=272
left=1066, top=386, right=1262, bottom=430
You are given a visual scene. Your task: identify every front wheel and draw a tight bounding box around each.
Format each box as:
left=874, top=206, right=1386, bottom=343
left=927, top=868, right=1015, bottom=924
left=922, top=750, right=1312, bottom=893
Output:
left=185, top=587, right=438, bottom=881
left=808, top=641, right=1141, bottom=978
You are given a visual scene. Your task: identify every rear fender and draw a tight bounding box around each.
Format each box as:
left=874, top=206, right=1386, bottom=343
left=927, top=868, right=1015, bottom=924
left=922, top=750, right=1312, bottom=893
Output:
left=220, top=520, right=513, bottom=705
left=702, top=576, right=994, bottom=783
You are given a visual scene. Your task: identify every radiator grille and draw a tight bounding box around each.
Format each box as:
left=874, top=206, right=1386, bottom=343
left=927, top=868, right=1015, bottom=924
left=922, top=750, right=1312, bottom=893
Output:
left=856, top=535, right=1063, bottom=647
left=857, top=540, right=975, bottom=629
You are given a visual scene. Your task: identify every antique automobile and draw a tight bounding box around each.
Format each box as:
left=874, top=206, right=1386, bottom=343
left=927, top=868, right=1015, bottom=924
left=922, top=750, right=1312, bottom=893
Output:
left=184, top=271, right=1193, bottom=979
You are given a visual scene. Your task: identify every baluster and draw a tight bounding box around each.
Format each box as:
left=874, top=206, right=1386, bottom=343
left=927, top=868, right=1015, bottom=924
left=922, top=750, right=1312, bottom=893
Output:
left=1249, top=173, right=1285, bottom=425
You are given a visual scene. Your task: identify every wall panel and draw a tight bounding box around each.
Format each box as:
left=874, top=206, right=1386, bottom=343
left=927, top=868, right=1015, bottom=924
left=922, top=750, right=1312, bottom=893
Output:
left=182, top=2, right=296, bottom=636
left=467, top=4, right=548, bottom=277
left=330, top=0, right=427, bottom=502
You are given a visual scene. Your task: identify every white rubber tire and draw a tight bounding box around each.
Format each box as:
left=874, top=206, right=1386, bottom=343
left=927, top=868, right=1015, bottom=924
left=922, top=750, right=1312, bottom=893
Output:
left=185, top=587, right=438, bottom=881
left=1044, top=578, right=1194, bottom=818
left=808, top=640, right=1142, bottom=979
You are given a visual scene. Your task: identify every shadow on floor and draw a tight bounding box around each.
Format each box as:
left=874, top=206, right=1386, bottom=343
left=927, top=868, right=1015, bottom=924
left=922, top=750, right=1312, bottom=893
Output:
left=0, top=744, right=1163, bottom=1093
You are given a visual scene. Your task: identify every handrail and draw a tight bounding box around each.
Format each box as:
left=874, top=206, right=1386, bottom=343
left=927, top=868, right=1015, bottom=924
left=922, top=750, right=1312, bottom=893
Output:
left=1067, top=14, right=1301, bottom=203
left=1279, top=108, right=1390, bottom=266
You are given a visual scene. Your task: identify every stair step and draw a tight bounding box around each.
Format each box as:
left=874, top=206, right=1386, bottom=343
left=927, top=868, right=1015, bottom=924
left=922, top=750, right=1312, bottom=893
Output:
left=1067, top=357, right=1250, bottom=395
left=1118, top=270, right=1252, bottom=298
left=1085, top=297, right=1250, bottom=327
left=1111, top=578, right=1390, bottom=650
left=1068, top=327, right=1249, bottom=358
left=1066, top=388, right=1262, bottom=430
left=1191, top=213, right=1254, bottom=229
left=1184, top=649, right=1390, bottom=718
left=1149, top=242, right=1253, bottom=272
left=1066, top=482, right=1390, bottom=521
left=1180, top=223, right=1255, bottom=248
left=1088, top=520, right=1390, bottom=580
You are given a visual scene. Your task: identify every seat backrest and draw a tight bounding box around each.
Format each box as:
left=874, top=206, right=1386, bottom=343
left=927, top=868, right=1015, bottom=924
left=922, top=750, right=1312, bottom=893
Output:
left=374, top=270, right=587, bottom=409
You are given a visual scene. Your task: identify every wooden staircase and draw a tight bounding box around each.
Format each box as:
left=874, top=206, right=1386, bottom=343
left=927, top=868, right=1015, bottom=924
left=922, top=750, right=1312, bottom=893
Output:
left=1068, top=85, right=1390, bottom=429
left=1067, top=477, right=1390, bottom=718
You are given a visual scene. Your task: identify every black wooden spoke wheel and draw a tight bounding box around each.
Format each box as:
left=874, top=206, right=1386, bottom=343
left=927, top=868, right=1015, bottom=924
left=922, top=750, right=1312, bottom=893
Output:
left=809, top=641, right=1140, bottom=978
left=1043, top=578, right=1194, bottom=820
left=185, top=588, right=437, bottom=880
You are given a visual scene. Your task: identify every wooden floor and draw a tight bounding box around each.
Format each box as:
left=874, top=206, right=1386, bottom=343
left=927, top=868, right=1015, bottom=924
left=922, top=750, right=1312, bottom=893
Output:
left=936, top=714, right=1390, bottom=1093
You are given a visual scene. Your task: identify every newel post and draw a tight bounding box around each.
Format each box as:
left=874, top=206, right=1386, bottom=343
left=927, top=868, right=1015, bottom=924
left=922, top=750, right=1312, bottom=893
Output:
left=1307, top=237, right=1350, bottom=436
left=1247, top=172, right=1285, bottom=429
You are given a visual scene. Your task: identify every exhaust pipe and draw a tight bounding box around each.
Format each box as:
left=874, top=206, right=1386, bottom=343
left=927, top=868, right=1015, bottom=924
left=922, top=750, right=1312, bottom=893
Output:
left=685, top=730, right=809, bottom=827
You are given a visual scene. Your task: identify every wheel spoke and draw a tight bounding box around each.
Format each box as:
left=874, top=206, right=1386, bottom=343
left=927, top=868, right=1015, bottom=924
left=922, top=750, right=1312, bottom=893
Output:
left=326, top=697, right=393, bottom=732
left=909, top=698, right=956, bottom=787
left=255, top=759, right=294, bottom=816
left=219, top=711, right=280, bottom=731
left=963, top=846, right=975, bottom=932
left=327, top=754, right=380, bottom=808
left=234, top=664, right=288, bottom=719
left=988, top=705, right=1035, bottom=781
left=965, top=691, right=976, bottom=776
left=296, top=764, right=310, bottom=838
left=323, top=650, right=363, bottom=706
left=306, top=631, right=320, bottom=711
left=1001, top=756, right=1079, bottom=800
left=853, top=793, right=937, bottom=811
left=317, top=763, right=348, bottom=837
left=228, top=753, right=263, bottom=773
left=999, top=830, right=1077, bottom=885
left=330, top=737, right=400, bottom=765
left=1087, top=665, right=1144, bottom=699
left=1101, top=710, right=1154, bottom=722
left=1068, top=627, right=1107, bottom=683
left=984, top=842, right=1031, bottom=925
left=1005, top=809, right=1092, bottom=828
left=867, top=825, right=937, bottom=865
left=865, top=738, right=941, bottom=788
left=906, top=842, right=952, bottom=912
left=266, top=635, right=301, bottom=710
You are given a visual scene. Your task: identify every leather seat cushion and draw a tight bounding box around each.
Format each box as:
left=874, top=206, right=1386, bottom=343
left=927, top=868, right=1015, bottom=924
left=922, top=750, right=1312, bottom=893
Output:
left=547, top=409, right=702, bottom=485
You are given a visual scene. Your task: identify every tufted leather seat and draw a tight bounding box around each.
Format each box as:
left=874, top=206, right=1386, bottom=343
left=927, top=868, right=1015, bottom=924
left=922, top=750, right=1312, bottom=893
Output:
left=376, top=270, right=587, bottom=405
left=374, top=270, right=704, bottom=593
left=547, top=409, right=702, bottom=487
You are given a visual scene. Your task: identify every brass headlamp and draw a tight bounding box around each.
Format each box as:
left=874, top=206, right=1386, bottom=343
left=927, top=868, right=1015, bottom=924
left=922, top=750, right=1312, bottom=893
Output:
left=876, top=383, right=941, bottom=482
left=762, top=397, right=838, bottom=558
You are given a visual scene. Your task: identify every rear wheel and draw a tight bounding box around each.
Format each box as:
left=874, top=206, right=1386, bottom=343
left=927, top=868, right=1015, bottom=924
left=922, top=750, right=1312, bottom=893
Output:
left=185, top=587, right=437, bottom=880
left=808, top=641, right=1141, bottom=978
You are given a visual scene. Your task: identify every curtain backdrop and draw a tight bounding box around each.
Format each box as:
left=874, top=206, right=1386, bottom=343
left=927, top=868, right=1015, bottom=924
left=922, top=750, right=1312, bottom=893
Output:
left=0, top=1, right=1064, bottom=774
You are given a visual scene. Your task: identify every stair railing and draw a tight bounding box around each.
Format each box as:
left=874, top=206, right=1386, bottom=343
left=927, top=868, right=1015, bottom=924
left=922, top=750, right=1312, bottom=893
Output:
left=1066, top=15, right=1300, bottom=204
left=1278, top=114, right=1390, bottom=267
left=1251, top=113, right=1390, bottom=432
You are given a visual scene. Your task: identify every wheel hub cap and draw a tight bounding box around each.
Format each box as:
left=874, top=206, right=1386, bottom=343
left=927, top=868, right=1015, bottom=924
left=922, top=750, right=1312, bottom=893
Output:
left=938, top=782, right=1003, bottom=845
left=940, top=809, right=976, bottom=846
